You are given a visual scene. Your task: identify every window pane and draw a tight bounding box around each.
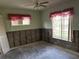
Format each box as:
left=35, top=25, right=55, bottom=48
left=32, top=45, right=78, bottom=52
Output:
left=62, top=15, right=69, bottom=41
left=22, top=17, right=30, bottom=25
left=11, top=20, right=19, bottom=26
left=52, top=16, right=61, bottom=39
left=51, top=11, right=72, bottom=42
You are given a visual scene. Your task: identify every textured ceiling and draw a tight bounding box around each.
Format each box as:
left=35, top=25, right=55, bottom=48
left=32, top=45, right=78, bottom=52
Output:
left=0, top=0, right=69, bottom=10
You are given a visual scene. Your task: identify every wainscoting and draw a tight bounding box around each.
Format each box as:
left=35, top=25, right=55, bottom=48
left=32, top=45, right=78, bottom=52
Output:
left=6, top=29, right=42, bottom=48
left=6, top=28, right=79, bottom=52
left=42, top=29, right=79, bottom=52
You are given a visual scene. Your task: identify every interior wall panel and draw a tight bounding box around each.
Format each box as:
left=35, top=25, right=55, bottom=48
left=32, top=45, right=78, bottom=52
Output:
left=20, top=30, right=26, bottom=45
left=7, top=32, right=14, bottom=48
left=13, top=31, right=21, bottom=47
left=42, top=29, right=79, bottom=52
left=6, top=29, right=41, bottom=48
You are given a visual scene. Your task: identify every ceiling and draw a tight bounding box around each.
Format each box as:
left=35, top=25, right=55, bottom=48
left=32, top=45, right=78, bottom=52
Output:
left=0, top=0, right=69, bottom=10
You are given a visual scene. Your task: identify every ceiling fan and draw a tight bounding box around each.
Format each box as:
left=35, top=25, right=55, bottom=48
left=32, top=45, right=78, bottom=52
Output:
left=34, top=0, right=49, bottom=9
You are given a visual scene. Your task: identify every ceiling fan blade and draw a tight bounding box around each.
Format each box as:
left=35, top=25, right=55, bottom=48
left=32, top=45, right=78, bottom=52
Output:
left=40, top=5, right=47, bottom=7
left=40, top=1, right=48, bottom=4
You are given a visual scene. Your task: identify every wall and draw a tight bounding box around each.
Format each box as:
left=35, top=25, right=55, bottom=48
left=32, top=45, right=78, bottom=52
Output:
left=7, top=29, right=42, bottom=48
left=0, top=8, right=42, bottom=51
left=41, top=0, right=79, bottom=30
left=42, top=29, right=79, bottom=51
left=41, top=0, right=79, bottom=52
left=0, top=0, right=79, bottom=52
left=0, top=8, right=42, bottom=32
left=0, top=15, right=10, bottom=54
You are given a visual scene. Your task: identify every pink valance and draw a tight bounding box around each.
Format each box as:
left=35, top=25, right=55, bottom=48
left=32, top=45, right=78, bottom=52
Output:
left=50, top=8, right=74, bottom=17
left=8, top=14, right=31, bottom=21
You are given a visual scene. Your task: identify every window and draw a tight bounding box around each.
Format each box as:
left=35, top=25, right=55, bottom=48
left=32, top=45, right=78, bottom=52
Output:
left=50, top=8, right=73, bottom=42
left=11, top=20, right=20, bottom=26
left=22, top=17, right=30, bottom=25
left=8, top=14, right=31, bottom=26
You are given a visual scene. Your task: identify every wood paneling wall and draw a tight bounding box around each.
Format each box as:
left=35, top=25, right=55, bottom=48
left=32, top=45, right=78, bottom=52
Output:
left=6, top=28, right=79, bottom=52
left=6, top=29, right=42, bottom=48
left=42, top=29, right=79, bottom=52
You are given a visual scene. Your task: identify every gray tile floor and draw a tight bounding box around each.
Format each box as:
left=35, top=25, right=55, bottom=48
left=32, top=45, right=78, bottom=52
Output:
left=0, top=41, right=79, bottom=59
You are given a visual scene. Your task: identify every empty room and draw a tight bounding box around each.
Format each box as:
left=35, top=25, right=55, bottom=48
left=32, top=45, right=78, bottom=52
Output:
left=0, top=0, right=79, bottom=59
